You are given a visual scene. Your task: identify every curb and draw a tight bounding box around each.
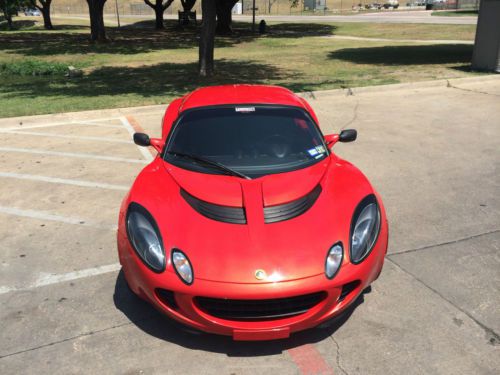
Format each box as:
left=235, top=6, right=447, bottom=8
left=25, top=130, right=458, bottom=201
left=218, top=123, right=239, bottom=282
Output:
left=297, top=74, right=500, bottom=99
left=1, top=75, right=499, bottom=123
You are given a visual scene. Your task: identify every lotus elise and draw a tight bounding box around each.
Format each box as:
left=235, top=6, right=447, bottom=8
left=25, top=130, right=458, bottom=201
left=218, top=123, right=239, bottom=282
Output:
left=117, top=84, right=388, bottom=341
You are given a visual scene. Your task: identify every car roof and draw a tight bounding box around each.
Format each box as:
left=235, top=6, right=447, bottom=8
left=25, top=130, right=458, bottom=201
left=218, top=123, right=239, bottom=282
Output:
left=178, top=84, right=307, bottom=112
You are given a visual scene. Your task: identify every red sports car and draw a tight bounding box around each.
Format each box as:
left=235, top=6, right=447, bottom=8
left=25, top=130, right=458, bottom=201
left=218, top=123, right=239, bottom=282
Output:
left=117, top=85, right=388, bottom=341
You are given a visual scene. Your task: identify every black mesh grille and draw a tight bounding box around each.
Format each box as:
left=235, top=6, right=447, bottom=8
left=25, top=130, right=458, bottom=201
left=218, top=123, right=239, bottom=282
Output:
left=264, top=184, right=322, bottom=223
left=180, top=189, right=247, bottom=224
left=195, top=292, right=326, bottom=321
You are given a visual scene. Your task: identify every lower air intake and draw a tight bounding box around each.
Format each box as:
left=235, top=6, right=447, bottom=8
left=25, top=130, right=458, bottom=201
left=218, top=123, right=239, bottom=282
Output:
left=195, top=292, right=327, bottom=321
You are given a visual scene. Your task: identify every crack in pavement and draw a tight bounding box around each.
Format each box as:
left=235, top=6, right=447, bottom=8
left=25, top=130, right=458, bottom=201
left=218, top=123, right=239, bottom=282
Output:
left=0, top=320, right=139, bottom=360
left=388, top=229, right=500, bottom=256
left=386, top=257, right=500, bottom=346
left=330, top=336, right=348, bottom=375
left=340, top=100, right=359, bottom=130
left=447, top=82, right=500, bottom=97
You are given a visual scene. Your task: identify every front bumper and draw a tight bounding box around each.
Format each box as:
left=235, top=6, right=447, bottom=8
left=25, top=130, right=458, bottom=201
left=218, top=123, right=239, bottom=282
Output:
left=117, top=230, right=387, bottom=341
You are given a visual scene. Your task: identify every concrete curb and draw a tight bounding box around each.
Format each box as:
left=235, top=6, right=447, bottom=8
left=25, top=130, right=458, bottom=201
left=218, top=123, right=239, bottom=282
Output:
left=1, top=74, right=499, bottom=124
left=297, top=74, right=500, bottom=99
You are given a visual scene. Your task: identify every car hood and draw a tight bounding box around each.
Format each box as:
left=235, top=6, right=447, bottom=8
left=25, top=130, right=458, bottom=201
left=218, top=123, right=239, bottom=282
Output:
left=129, top=157, right=374, bottom=284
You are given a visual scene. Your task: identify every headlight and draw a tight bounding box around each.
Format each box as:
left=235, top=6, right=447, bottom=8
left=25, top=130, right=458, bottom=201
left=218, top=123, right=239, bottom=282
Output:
left=172, top=249, right=193, bottom=285
left=350, top=195, right=381, bottom=264
left=126, top=203, right=165, bottom=272
left=325, top=242, right=343, bottom=279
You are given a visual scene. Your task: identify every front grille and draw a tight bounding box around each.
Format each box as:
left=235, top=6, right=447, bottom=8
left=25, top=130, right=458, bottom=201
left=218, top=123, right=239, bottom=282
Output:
left=264, top=184, right=322, bottom=223
left=195, top=292, right=327, bottom=321
left=180, top=188, right=247, bottom=224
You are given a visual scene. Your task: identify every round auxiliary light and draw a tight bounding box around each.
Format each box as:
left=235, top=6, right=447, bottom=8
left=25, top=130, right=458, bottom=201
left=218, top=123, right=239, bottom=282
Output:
left=172, top=249, right=193, bottom=285
left=325, top=242, right=343, bottom=279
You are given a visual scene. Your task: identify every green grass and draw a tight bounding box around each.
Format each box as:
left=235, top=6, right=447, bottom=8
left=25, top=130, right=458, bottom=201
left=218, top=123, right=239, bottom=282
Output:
left=431, top=10, right=478, bottom=17
left=0, top=59, right=71, bottom=76
left=0, top=17, right=480, bottom=118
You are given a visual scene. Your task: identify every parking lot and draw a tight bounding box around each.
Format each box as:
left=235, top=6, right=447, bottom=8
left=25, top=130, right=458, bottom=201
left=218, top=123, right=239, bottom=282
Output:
left=0, top=76, right=499, bottom=374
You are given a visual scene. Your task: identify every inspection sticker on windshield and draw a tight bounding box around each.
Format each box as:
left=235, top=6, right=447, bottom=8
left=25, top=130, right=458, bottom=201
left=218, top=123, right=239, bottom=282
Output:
left=235, top=107, right=255, bottom=113
left=307, top=148, right=319, bottom=156
left=315, top=145, right=326, bottom=154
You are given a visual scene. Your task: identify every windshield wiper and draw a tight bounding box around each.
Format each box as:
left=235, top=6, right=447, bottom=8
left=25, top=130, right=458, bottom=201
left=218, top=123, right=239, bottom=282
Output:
left=166, top=150, right=251, bottom=180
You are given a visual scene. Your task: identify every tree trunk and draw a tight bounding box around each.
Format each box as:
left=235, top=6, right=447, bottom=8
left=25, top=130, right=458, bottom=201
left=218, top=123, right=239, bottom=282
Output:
left=216, top=0, right=237, bottom=35
left=6, top=14, right=12, bottom=29
left=154, top=4, right=164, bottom=29
left=181, top=0, right=196, bottom=11
left=41, top=1, right=53, bottom=30
left=2, top=5, right=12, bottom=29
left=87, top=0, right=107, bottom=42
left=199, top=0, right=216, bottom=77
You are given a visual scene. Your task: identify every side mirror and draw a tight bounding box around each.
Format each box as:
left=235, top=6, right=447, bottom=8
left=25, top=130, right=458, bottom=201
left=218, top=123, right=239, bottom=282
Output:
left=133, top=132, right=165, bottom=153
left=339, top=129, right=357, bottom=143
left=133, top=133, right=150, bottom=147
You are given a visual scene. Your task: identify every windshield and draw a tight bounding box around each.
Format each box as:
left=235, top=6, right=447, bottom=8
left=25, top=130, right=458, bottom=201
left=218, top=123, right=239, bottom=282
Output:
left=164, top=106, right=328, bottom=178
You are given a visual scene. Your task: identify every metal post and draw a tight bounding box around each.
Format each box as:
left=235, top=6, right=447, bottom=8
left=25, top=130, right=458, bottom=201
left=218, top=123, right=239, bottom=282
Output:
left=115, top=0, right=121, bottom=28
left=252, top=0, right=256, bottom=32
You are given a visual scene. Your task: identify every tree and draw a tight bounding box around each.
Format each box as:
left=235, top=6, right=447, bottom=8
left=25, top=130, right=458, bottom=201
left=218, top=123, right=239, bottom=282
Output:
left=180, top=0, right=196, bottom=12
left=215, top=0, right=237, bottom=34
left=27, top=0, right=53, bottom=29
left=1, top=0, right=19, bottom=29
left=86, top=0, right=107, bottom=42
left=199, top=0, right=216, bottom=76
left=268, top=0, right=278, bottom=13
left=144, top=0, right=174, bottom=30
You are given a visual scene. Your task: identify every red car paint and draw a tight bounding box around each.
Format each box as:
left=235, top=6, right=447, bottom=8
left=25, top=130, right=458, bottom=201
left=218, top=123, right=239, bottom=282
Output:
left=117, top=85, right=388, bottom=340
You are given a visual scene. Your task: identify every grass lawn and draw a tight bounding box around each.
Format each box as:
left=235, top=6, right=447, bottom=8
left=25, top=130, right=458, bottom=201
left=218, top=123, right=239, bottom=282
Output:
left=0, top=16, right=479, bottom=118
left=431, top=10, right=478, bottom=17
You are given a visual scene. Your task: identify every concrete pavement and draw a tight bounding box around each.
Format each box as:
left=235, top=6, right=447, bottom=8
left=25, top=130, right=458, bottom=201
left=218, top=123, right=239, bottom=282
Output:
left=0, top=76, right=498, bottom=374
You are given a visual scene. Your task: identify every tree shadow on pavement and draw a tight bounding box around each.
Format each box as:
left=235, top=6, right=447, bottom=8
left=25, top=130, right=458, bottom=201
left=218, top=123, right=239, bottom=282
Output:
left=113, top=270, right=368, bottom=355
left=328, top=44, right=473, bottom=66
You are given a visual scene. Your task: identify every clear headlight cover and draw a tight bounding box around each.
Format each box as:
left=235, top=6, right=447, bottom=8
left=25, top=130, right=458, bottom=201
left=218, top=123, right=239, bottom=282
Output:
left=126, top=203, right=165, bottom=272
left=325, top=243, right=343, bottom=279
left=172, top=249, right=193, bottom=285
left=350, top=195, right=381, bottom=264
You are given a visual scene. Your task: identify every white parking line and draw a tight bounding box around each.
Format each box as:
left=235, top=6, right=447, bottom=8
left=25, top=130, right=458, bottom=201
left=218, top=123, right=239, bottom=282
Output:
left=0, top=263, right=121, bottom=295
left=120, top=117, right=154, bottom=162
left=0, top=172, right=129, bottom=191
left=0, top=147, right=148, bottom=164
left=0, top=130, right=133, bottom=144
left=0, top=206, right=117, bottom=230
left=0, top=121, right=124, bottom=131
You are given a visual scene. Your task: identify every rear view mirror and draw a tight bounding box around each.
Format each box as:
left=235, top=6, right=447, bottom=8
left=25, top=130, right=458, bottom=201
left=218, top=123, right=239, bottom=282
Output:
left=339, top=129, right=357, bottom=143
left=133, top=133, right=150, bottom=147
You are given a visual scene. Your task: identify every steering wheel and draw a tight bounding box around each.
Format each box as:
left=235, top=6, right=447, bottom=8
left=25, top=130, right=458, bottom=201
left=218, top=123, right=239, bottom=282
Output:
left=257, top=134, right=291, bottom=158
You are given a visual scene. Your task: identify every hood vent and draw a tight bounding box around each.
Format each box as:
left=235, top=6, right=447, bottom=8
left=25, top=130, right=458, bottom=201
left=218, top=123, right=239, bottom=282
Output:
left=180, top=189, right=247, bottom=224
left=264, top=184, right=322, bottom=224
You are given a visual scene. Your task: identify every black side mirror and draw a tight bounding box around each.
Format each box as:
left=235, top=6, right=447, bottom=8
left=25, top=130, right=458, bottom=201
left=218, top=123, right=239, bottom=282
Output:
left=133, top=132, right=150, bottom=147
left=339, top=129, right=357, bottom=143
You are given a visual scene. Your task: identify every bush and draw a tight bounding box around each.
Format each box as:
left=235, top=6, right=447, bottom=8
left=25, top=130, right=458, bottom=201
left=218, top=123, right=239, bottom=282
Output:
left=0, top=59, right=70, bottom=76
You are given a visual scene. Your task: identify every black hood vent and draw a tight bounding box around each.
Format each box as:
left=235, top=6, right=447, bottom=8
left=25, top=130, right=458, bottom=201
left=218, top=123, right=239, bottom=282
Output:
left=264, top=184, right=322, bottom=224
left=180, top=189, right=247, bottom=224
